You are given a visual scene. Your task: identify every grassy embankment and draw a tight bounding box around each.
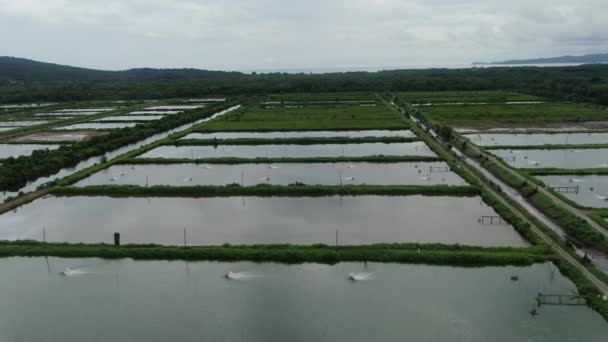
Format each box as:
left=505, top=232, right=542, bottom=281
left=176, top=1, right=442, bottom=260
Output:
left=483, top=144, right=608, bottom=150
left=195, top=96, right=409, bottom=131
left=394, top=91, right=544, bottom=104
left=394, top=93, right=608, bottom=319
left=420, top=102, right=608, bottom=127
left=0, top=240, right=547, bottom=266
left=53, top=183, right=479, bottom=198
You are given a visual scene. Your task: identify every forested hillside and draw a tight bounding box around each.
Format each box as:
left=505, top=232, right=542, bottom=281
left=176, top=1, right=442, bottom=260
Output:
left=1, top=56, right=607, bottom=105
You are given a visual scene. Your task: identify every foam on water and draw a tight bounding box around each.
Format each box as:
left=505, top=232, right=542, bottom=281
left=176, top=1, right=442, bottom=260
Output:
left=347, top=272, right=374, bottom=282
left=224, top=271, right=256, bottom=280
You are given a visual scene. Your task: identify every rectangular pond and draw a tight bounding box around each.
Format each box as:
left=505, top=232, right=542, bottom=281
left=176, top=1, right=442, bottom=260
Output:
left=146, top=105, right=202, bottom=110
left=95, top=115, right=166, bottom=122
left=536, top=175, right=608, bottom=208
left=75, top=162, right=467, bottom=187
left=55, top=108, right=114, bottom=112
left=9, top=131, right=107, bottom=143
left=492, top=148, right=608, bottom=169
left=465, top=133, right=608, bottom=147
left=129, top=110, right=181, bottom=115
left=0, top=144, right=61, bottom=159
left=0, top=258, right=605, bottom=342
left=0, top=195, right=527, bottom=246
left=182, top=130, right=416, bottom=140
left=0, top=120, right=49, bottom=127
left=54, top=122, right=140, bottom=130
left=138, top=142, right=437, bottom=159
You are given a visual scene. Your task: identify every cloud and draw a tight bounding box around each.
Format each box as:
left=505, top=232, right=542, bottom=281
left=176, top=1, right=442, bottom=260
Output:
left=0, top=0, right=606, bottom=70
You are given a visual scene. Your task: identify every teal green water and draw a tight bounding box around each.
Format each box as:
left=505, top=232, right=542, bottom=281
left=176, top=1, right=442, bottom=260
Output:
left=0, top=258, right=605, bottom=341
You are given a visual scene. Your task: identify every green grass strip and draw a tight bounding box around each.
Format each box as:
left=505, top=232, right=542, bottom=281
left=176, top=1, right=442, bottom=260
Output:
left=484, top=144, right=608, bottom=150
left=53, top=184, right=479, bottom=197
left=0, top=240, right=546, bottom=266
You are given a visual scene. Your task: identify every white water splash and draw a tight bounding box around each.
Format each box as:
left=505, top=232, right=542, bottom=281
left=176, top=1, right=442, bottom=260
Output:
left=59, top=267, right=89, bottom=277
left=347, top=272, right=374, bottom=282
left=224, top=271, right=256, bottom=280
left=568, top=178, right=584, bottom=183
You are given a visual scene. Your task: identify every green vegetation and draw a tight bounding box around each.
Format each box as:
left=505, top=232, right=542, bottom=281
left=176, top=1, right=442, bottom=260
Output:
left=0, top=100, right=238, bottom=191
left=461, top=145, right=608, bottom=251
left=173, top=136, right=419, bottom=146
left=526, top=192, right=607, bottom=251
left=197, top=98, right=408, bottom=131
left=525, top=168, right=608, bottom=176
left=418, top=103, right=608, bottom=126
left=4, top=58, right=608, bottom=106
left=484, top=144, right=608, bottom=150
left=555, top=259, right=608, bottom=320
left=53, top=184, right=479, bottom=197
left=0, top=240, right=547, bottom=266
left=395, top=91, right=544, bottom=104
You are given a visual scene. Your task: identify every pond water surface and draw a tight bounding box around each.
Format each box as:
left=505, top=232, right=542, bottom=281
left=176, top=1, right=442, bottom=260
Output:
left=182, top=130, right=415, bottom=140
left=0, top=144, right=61, bottom=159
left=95, top=115, right=166, bottom=122
left=0, top=195, right=526, bottom=246
left=465, top=133, right=608, bottom=147
left=0, top=258, right=605, bottom=342
left=54, top=122, right=140, bottom=130
left=492, top=149, right=608, bottom=169
left=138, top=142, right=436, bottom=159
left=536, top=175, right=608, bottom=208
left=75, top=162, right=466, bottom=187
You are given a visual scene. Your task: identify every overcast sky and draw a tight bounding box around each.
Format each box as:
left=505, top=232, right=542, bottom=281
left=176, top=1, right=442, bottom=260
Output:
left=0, top=0, right=606, bottom=71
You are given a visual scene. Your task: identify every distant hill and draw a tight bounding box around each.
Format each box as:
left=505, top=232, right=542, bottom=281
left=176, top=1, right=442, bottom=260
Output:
left=474, top=53, right=608, bottom=65
left=0, top=56, right=243, bottom=82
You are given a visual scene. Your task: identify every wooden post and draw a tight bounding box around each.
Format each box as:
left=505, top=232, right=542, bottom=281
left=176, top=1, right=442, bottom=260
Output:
left=335, top=230, right=339, bottom=247
left=114, top=232, right=120, bottom=246
left=183, top=227, right=187, bottom=247
left=146, top=175, right=149, bottom=187
left=42, top=226, right=46, bottom=243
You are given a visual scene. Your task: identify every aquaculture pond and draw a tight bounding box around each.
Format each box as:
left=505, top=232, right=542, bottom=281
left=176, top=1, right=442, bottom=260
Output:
left=75, top=162, right=466, bottom=187
left=95, top=115, right=166, bottom=122
left=182, top=130, right=416, bottom=139
left=536, top=175, right=608, bottom=208
left=0, top=120, right=49, bottom=127
left=0, top=144, right=61, bottom=159
left=138, top=142, right=436, bottom=159
left=0, top=106, right=240, bottom=203
left=54, top=122, right=140, bottom=130
left=9, top=131, right=106, bottom=143
left=129, top=110, right=181, bottom=115
left=0, top=195, right=526, bottom=246
left=0, top=258, right=605, bottom=342
left=491, top=148, right=608, bottom=169
left=465, top=133, right=608, bottom=147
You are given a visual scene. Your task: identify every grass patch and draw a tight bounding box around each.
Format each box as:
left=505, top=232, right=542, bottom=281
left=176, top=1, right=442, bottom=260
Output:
left=53, top=184, right=479, bottom=197
left=197, top=96, right=408, bottom=131
left=484, top=144, right=608, bottom=150
left=0, top=240, right=547, bottom=266
left=396, top=91, right=544, bottom=104
left=419, top=103, right=608, bottom=126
